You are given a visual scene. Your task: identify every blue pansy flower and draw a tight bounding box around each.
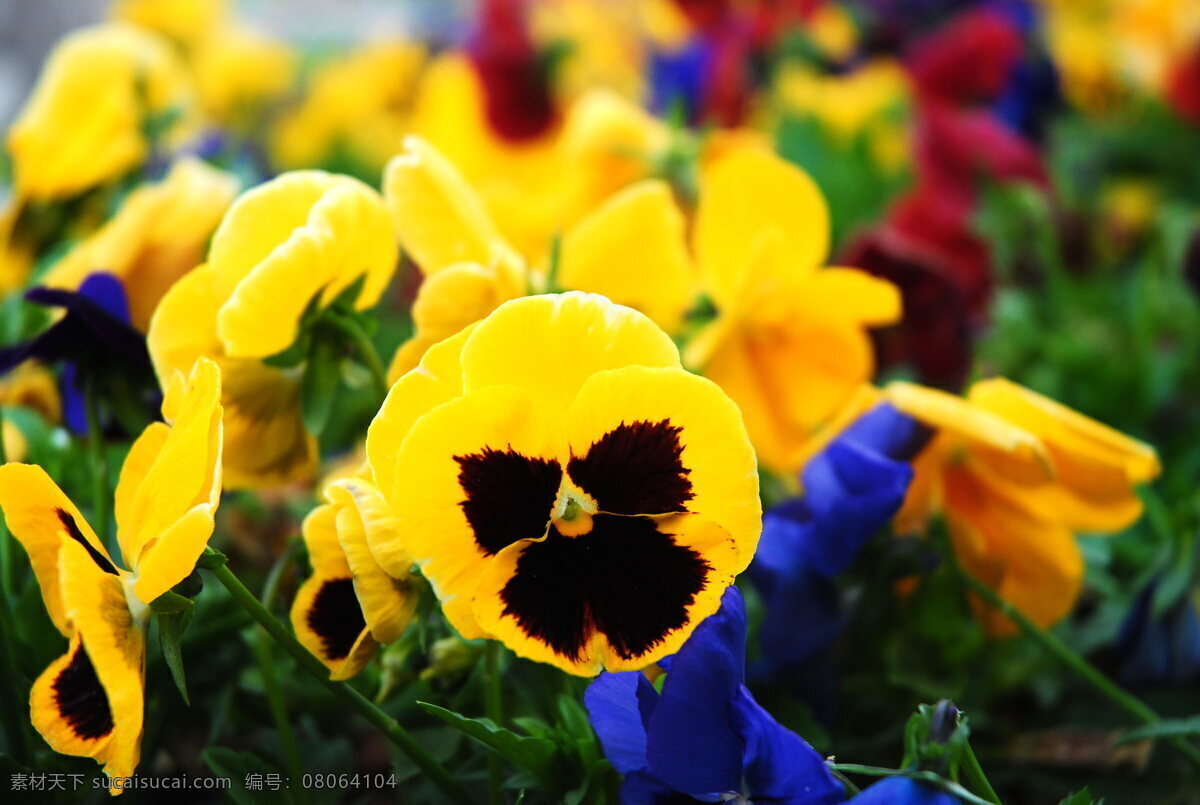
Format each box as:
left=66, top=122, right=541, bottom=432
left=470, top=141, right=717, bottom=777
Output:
left=585, top=586, right=845, bottom=805
left=649, top=37, right=711, bottom=123
left=0, top=272, right=158, bottom=434
left=1114, top=579, right=1200, bottom=688
left=852, top=777, right=960, bottom=804
left=749, top=403, right=929, bottom=677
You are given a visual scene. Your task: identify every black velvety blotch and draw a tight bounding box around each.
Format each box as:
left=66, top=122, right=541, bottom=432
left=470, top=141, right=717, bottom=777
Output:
left=455, top=447, right=562, bottom=555
left=499, top=514, right=711, bottom=661
left=307, top=578, right=366, bottom=660
left=567, top=420, right=693, bottom=515
left=57, top=508, right=118, bottom=575
left=54, top=642, right=115, bottom=740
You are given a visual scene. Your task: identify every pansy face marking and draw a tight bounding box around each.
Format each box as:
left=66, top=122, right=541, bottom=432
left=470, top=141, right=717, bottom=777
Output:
left=57, top=509, right=119, bottom=576
left=306, top=577, right=368, bottom=661
left=53, top=642, right=115, bottom=741
left=454, top=416, right=710, bottom=663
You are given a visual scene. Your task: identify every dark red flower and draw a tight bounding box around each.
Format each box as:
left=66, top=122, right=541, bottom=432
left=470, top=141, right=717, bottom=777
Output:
left=1166, top=42, right=1200, bottom=126
left=470, top=0, right=558, bottom=142
left=906, top=8, right=1022, bottom=105
left=914, top=102, right=1047, bottom=197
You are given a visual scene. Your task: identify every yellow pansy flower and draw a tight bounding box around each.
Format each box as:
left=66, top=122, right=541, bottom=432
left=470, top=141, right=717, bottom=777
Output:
left=0, top=357, right=222, bottom=786
left=148, top=171, right=397, bottom=489
left=44, top=158, right=239, bottom=331
left=291, top=477, right=419, bottom=680
left=0, top=361, right=62, bottom=424
left=367, top=293, right=760, bottom=676
left=191, top=26, right=296, bottom=126
left=272, top=39, right=429, bottom=174
left=6, top=23, right=193, bottom=202
left=383, top=136, right=694, bottom=378
left=409, top=54, right=670, bottom=259
left=683, top=143, right=902, bottom=475
left=886, top=378, right=1160, bottom=635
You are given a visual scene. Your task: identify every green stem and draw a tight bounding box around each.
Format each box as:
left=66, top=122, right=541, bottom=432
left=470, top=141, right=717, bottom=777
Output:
left=828, top=764, right=993, bottom=805
left=0, top=580, right=34, bottom=764
left=960, top=740, right=1001, bottom=804
left=484, top=642, right=504, bottom=805
left=205, top=556, right=473, bottom=804
left=329, top=313, right=389, bottom=400
left=83, top=381, right=110, bottom=543
left=254, top=541, right=307, bottom=804
left=959, top=569, right=1200, bottom=769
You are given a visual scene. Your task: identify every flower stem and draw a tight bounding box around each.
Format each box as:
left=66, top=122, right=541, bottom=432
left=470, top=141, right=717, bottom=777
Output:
left=959, top=740, right=1000, bottom=804
left=253, top=540, right=308, bottom=805
left=0, top=577, right=34, bottom=764
left=958, top=569, right=1200, bottom=769
left=83, top=380, right=110, bottom=542
left=484, top=642, right=504, bottom=805
left=328, top=312, right=389, bottom=400
left=204, top=552, right=473, bottom=804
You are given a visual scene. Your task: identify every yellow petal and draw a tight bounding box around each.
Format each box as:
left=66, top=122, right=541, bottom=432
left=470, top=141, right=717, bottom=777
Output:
left=290, top=571, right=378, bottom=680
left=460, top=293, right=681, bottom=416
left=411, top=260, right=525, bottom=344
left=146, top=263, right=223, bottom=384
left=0, top=464, right=115, bottom=634
left=797, top=267, right=902, bottom=326
left=213, top=171, right=397, bottom=359
left=55, top=536, right=145, bottom=781
left=566, top=365, right=760, bottom=568
left=392, top=385, right=562, bottom=640
left=130, top=506, right=215, bottom=605
left=968, top=377, right=1160, bottom=484
left=117, top=357, right=222, bottom=571
left=558, top=180, right=695, bottom=334
left=693, top=144, right=830, bottom=308
left=327, top=479, right=417, bottom=643
left=302, top=504, right=350, bottom=576
left=367, top=325, right=474, bottom=507
left=884, top=381, right=1054, bottom=484
left=219, top=359, right=316, bottom=490
left=383, top=136, right=519, bottom=275
left=944, top=464, right=1084, bottom=636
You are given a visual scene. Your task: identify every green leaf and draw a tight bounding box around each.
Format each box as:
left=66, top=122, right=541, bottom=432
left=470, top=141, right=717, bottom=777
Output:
left=149, top=589, right=194, bottom=615
left=202, top=748, right=287, bottom=805
left=157, top=606, right=194, bottom=705
left=1057, top=787, right=1101, bottom=805
left=417, top=702, right=559, bottom=782
left=1117, top=716, right=1200, bottom=745
left=197, top=546, right=228, bottom=570
left=301, top=335, right=343, bottom=436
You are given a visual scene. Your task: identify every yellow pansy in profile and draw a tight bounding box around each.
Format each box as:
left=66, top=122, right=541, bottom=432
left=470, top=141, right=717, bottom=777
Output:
left=272, top=39, right=428, bottom=174
left=0, top=361, right=62, bottom=424
left=148, top=170, right=397, bottom=488
left=683, top=143, right=901, bottom=475
left=44, top=158, right=239, bottom=331
left=6, top=23, right=192, bottom=202
left=886, top=378, right=1160, bottom=635
left=382, top=137, right=694, bottom=378
left=292, top=477, right=419, bottom=680
left=367, top=293, right=760, bottom=676
left=0, top=357, right=222, bottom=785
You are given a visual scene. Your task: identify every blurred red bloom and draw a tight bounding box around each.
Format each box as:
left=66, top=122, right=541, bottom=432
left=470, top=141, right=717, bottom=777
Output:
left=470, top=0, right=557, bottom=141
left=906, top=8, right=1022, bottom=105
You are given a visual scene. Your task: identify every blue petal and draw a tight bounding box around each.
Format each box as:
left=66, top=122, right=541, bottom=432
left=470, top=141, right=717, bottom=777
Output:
left=798, top=440, right=913, bottom=577
left=851, top=777, right=959, bottom=805
left=645, top=587, right=747, bottom=796
left=60, top=363, right=88, bottom=435
left=584, top=671, right=659, bottom=776
left=838, top=403, right=931, bottom=463
left=755, top=562, right=844, bottom=670
left=732, top=687, right=844, bottom=805
left=77, top=272, right=132, bottom=324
